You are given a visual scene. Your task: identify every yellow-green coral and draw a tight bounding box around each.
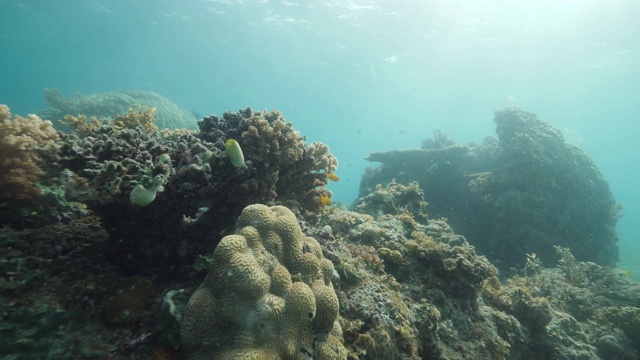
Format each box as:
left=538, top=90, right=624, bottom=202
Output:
left=61, top=113, right=105, bottom=137
left=181, top=204, right=346, bottom=360
left=112, top=106, right=157, bottom=133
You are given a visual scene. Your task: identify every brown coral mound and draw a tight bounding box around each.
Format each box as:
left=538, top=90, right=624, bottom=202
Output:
left=181, top=204, right=346, bottom=360
left=0, top=105, right=58, bottom=207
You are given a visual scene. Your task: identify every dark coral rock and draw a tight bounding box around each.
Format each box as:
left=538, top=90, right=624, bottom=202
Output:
left=198, top=108, right=338, bottom=214
left=102, top=276, right=153, bottom=326
left=33, top=107, right=337, bottom=276
left=361, top=107, right=619, bottom=269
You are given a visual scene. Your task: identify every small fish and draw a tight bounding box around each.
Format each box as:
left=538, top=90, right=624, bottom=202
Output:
left=325, top=172, right=340, bottom=182
left=157, top=153, right=171, bottom=164
left=130, top=184, right=159, bottom=207
left=610, top=268, right=633, bottom=276
left=225, top=139, right=245, bottom=168
left=320, top=195, right=332, bottom=206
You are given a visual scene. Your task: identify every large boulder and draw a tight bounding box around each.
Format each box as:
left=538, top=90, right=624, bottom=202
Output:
left=360, top=107, right=619, bottom=269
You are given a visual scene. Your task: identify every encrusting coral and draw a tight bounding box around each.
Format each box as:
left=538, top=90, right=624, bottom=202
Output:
left=354, top=179, right=428, bottom=223
left=0, top=105, right=59, bottom=215
left=312, top=180, right=517, bottom=359
left=181, top=204, right=346, bottom=359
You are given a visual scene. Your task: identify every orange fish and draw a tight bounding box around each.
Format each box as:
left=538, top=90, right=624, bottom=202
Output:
left=325, top=172, right=340, bottom=182
left=320, top=195, right=332, bottom=206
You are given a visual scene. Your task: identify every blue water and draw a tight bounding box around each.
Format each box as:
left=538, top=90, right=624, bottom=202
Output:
left=1, top=0, right=639, bottom=276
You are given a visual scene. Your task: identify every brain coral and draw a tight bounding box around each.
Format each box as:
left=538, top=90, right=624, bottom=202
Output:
left=181, top=204, right=346, bottom=360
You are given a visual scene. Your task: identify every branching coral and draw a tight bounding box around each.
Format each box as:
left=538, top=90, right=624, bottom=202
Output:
left=198, top=108, right=338, bottom=213
left=0, top=105, right=59, bottom=206
left=30, top=104, right=339, bottom=274
left=60, top=114, right=105, bottom=137
left=354, top=180, right=428, bottom=223
left=61, top=107, right=157, bottom=138
left=112, top=107, right=157, bottom=134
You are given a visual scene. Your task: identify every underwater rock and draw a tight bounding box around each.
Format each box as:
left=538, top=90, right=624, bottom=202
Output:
left=321, top=188, right=526, bottom=359
left=102, top=276, right=152, bottom=326
left=40, top=88, right=198, bottom=130
left=361, top=107, right=620, bottom=269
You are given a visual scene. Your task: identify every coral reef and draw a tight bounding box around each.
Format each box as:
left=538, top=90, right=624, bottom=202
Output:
left=361, top=107, right=619, bottom=269
left=197, top=108, right=338, bottom=214
left=0, top=105, right=59, bottom=225
left=317, top=180, right=524, bottom=359
left=2, top=168, right=638, bottom=360
left=486, top=246, right=640, bottom=358
left=32, top=106, right=337, bottom=274
left=327, top=180, right=638, bottom=359
left=354, top=179, right=428, bottom=224
left=181, top=204, right=346, bottom=359
left=0, top=217, right=140, bottom=358
left=336, top=212, right=515, bottom=358
left=41, top=88, right=198, bottom=130
left=2, top=98, right=637, bottom=360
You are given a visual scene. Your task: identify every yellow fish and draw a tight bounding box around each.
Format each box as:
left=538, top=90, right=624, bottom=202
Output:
left=325, top=172, right=339, bottom=182
left=610, top=268, right=633, bottom=276
left=320, top=195, right=332, bottom=206
left=225, top=139, right=245, bottom=167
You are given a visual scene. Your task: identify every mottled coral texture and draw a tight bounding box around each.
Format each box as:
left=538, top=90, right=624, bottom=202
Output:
left=198, top=108, right=338, bottom=213
left=28, top=104, right=338, bottom=274
left=181, top=204, right=346, bottom=360
left=0, top=105, right=59, bottom=205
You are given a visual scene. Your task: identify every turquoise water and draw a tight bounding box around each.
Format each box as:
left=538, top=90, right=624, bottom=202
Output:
left=1, top=0, right=638, bottom=276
